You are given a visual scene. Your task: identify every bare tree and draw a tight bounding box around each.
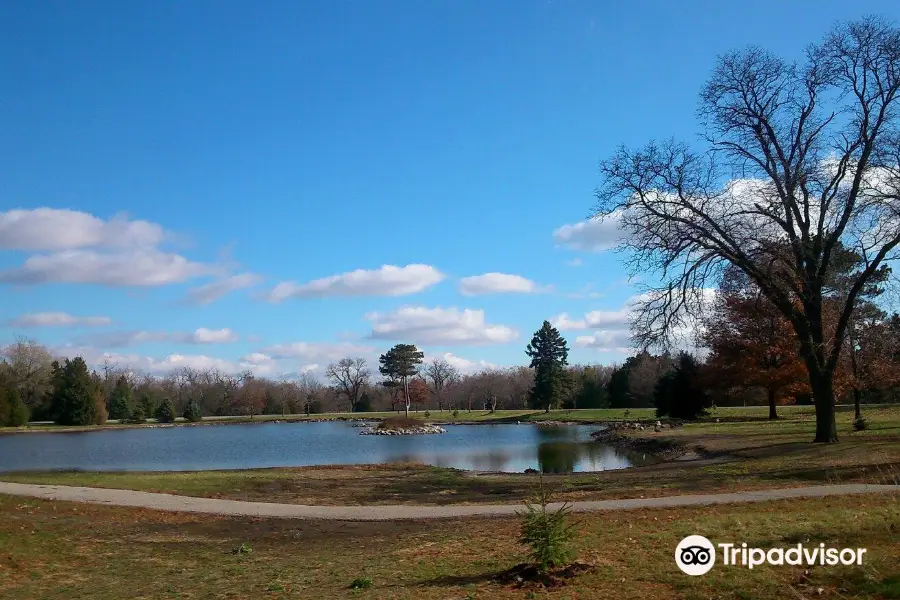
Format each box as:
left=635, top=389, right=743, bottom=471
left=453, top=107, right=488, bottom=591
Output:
left=0, top=336, right=54, bottom=410
left=505, top=366, right=534, bottom=410
left=297, top=371, right=324, bottom=414
left=595, top=17, right=900, bottom=442
left=325, top=357, right=370, bottom=412
left=424, top=357, right=460, bottom=412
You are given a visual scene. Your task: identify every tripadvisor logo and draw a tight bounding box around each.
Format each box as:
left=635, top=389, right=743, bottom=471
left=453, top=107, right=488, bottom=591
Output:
left=675, top=535, right=716, bottom=575
left=675, top=535, right=867, bottom=575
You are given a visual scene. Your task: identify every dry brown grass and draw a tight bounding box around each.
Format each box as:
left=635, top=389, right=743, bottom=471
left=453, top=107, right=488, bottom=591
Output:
left=0, top=492, right=897, bottom=599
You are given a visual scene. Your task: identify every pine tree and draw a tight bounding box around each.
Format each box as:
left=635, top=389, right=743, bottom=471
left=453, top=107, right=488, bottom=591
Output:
left=129, top=402, right=146, bottom=423
left=183, top=398, right=202, bottom=422
left=138, top=393, right=155, bottom=420
left=654, top=352, right=711, bottom=420
left=107, top=375, right=132, bottom=421
left=155, top=398, right=175, bottom=423
left=379, top=344, right=424, bottom=417
left=526, top=321, right=570, bottom=413
left=50, top=358, right=99, bottom=426
left=5, top=388, right=29, bottom=427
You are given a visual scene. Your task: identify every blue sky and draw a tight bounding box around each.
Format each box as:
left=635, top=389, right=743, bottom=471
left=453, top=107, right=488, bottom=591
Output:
left=2, top=1, right=897, bottom=378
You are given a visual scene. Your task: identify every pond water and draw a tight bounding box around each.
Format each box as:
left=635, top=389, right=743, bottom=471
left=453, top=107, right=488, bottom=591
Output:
left=0, top=422, right=646, bottom=473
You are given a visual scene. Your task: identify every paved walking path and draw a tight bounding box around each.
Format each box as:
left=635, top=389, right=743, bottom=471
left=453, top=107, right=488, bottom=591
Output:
left=0, top=482, right=896, bottom=521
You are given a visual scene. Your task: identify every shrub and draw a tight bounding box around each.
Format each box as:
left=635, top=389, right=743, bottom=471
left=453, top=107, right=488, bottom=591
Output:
left=155, top=398, right=175, bottom=423
left=183, top=399, right=202, bottom=423
left=853, top=416, right=868, bottom=431
left=424, top=410, right=431, bottom=418
left=377, top=416, right=425, bottom=430
left=231, top=543, right=252, bottom=555
left=518, top=475, right=577, bottom=572
left=129, top=403, right=146, bottom=423
left=452, top=408, right=459, bottom=418
left=1, top=388, right=29, bottom=427
left=348, top=577, right=373, bottom=590
left=308, top=400, right=324, bottom=414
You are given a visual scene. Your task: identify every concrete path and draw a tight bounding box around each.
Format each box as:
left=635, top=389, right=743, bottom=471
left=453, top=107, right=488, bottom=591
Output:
left=1, top=482, right=897, bottom=521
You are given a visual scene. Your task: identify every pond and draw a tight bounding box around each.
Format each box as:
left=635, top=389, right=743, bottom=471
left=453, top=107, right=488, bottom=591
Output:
left=0, top=422, right=647, bottom=474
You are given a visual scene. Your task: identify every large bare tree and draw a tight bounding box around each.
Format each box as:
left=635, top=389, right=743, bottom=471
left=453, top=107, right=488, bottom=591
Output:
left=595, top=17, right=900, bottom=442
left=0, top=336, right=54, bottom=410
left=325, top=357, right=370, bottom=412
left=424, top=357, right=459, bottom=412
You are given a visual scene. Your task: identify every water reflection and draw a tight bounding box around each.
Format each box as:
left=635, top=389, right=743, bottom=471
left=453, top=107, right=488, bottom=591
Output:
left=537, top=442, right=579, bottom=473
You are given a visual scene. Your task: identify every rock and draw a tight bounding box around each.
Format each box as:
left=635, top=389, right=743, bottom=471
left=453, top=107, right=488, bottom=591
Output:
left=359, top=425, right=447, bottom=436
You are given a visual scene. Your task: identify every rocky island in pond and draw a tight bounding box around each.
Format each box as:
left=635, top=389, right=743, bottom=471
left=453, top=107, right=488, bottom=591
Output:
left=359, top=417, right=447, bottom=436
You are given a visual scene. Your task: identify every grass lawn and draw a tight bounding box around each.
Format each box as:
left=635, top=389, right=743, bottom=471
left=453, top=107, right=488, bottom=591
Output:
left=4, top=406, right=899, bottom=506
left=0, top=492, right=897, bottom=599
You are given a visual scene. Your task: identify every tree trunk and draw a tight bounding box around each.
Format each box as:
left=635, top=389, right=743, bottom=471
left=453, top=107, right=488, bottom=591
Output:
left=811, top=371, right=838, bottom=443
left=767, top=388, right=778, bottom=420
left=849, top=332, right=863, bottom=420
left=404, top=378, right=410, bottom=418
left=798, top=301, right=838, bottom=443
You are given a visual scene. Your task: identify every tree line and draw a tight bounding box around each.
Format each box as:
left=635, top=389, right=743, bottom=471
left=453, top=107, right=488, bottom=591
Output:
left=2, top=245, right=898, bottom=426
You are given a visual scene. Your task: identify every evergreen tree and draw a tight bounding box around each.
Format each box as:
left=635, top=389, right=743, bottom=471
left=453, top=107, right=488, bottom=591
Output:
left=654, top=352, right=711, bottom=420
left=155, top=398, right=175, bottom=423
left=183, top=398, right=202, bottom=422
left=129, top=402, right=146, bottom=423
left=107, top=375, right=132, bottom=421
left=378, top=344, right=424, bottom=417
left=355, top=392, right=373, bottom=412
left=138, top=393, right=155, bottom=420
left=526, top=321, right=570, bottom=413
left=50, top=358, right=100, bottom=426
left=5, top=388, right=29, bottom=427
left=575, top=367, right=610, bottom=409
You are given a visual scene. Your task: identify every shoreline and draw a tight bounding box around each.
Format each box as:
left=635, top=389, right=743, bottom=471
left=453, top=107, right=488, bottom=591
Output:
left=0, top=415, right=610, bottom=436
left=589, top=420, right=691, bottom=461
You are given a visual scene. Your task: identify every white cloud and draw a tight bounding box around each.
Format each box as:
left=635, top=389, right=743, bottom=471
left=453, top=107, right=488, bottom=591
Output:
left=76, top=328, right=240, bottom=348
left=366, top=306, right=518, bottom=345
left=429, top=351, right=496, bottom=374
left=0, top=208, right=220, bottom=288
left=191, top=328, right=239, bottom=344
left=552, top=211, right=623, bottom=252
left=266, top=264, right=444, bottom=302
left=458, top=273, right=547, bottom=296
left=0, top=249, right=213, bottom=286
left=52, top=345, right=276, bottom=377
left=551, top=309, right=630, bottom=331
left=9, top=312, right=112, bottom=328
left=186, top=273, right=262, bottom=305
left=550, top=312, right=587, bottom=330
left=574, top=330, right=633, bottom=352
left=260, top=341, right=376, bottom=363
left=0, top=208, right=165, bottom=251
left=566, top=258, right=584, bottom=267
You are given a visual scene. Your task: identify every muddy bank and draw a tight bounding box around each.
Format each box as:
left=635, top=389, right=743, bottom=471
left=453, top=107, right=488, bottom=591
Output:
left=590, top=421, right=689, bottom=460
